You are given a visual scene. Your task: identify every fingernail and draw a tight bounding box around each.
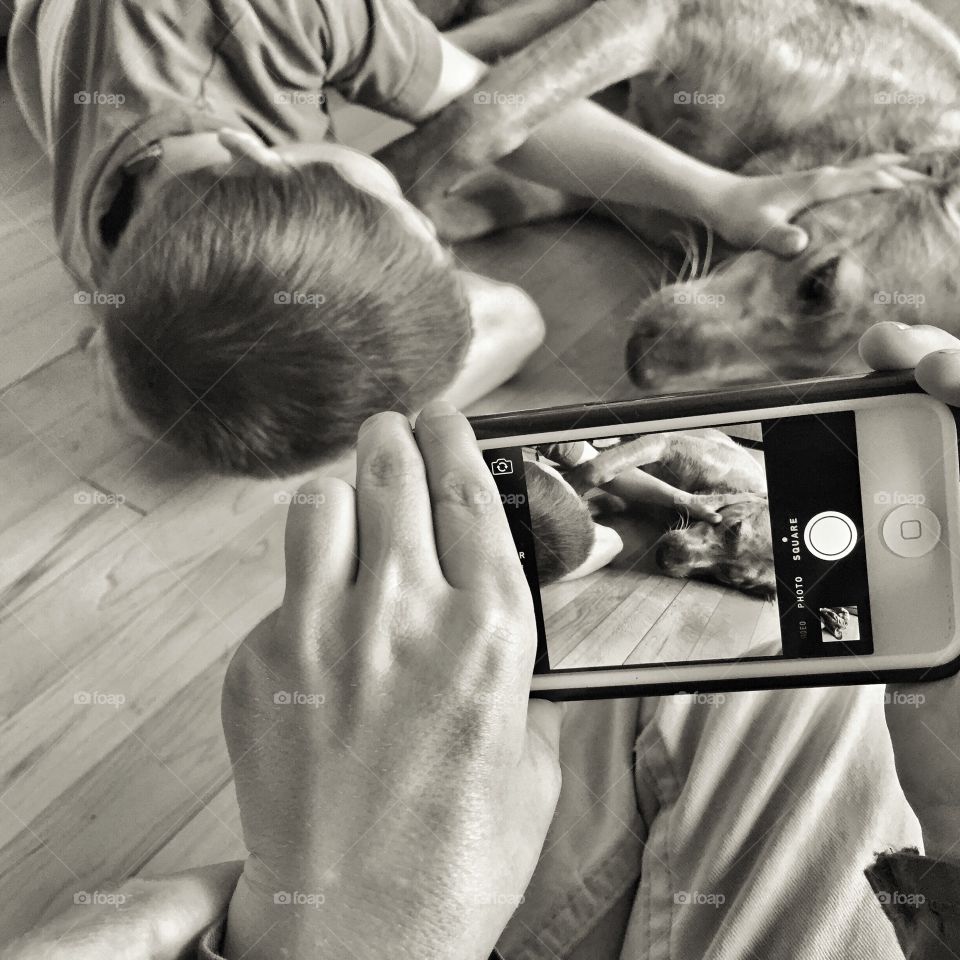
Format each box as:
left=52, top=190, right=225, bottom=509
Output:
left=935, top=348, right=960, bottom=356
left=890, top=321, right=910, bottom=329
left=420, top=399, right=459, bottom=419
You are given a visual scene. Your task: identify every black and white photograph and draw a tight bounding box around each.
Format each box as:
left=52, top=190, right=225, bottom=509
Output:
left=820, top=605, right=861, bottom=643
left=3, top=0, right=960, bottom=958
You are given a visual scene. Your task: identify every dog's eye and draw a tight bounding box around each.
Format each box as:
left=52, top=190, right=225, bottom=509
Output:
left=796, top=256, right=840, bottom=312
left=910, top=154, right=946, bottom=179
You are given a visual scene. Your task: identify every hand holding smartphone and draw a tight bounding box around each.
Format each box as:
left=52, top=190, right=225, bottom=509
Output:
left=471, top=365, right=960, bottom=700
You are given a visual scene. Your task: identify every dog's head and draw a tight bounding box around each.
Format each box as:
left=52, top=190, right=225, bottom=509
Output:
left=653, top=498, right=776, bottom=599
left=627, top=150, right=960, bottom=390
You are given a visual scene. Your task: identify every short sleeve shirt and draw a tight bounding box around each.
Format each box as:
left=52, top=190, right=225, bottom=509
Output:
left=8, top=0, right=443, bottom=283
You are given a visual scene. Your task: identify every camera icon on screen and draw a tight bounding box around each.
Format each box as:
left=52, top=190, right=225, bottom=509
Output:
left=490, top=457, right=514, bottom=477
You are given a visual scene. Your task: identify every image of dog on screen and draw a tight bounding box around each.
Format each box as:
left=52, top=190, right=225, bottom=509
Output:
left=524, top=427, right=775, bottom=599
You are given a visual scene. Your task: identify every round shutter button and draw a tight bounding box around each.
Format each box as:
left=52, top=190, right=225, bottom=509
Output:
left=804, top=511, right=858, bottom=560
left=881, top=504, right=941, bottom=558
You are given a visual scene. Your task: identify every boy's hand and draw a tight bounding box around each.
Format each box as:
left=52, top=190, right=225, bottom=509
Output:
left=676, top=491, right=760, bottom=524
left=706, top=155, right=928, bottom=257
left=859, top=321, right=960, bottom=860
left=221, top=404, right=562, bottom=960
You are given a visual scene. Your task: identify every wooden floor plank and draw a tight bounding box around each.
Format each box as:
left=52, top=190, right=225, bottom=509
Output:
left=139, top=782, right=245, bottom=877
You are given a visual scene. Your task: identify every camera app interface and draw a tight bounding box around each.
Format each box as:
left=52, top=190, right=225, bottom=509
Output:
left=483, top=412, right=873, bottom=673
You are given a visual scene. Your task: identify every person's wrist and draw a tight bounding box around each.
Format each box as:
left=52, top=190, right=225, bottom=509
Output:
left=222, top=860, right=498, bottom=960
left=687, top=167, right=741, bottom=228
left=223, top=868, right=351, bottom=960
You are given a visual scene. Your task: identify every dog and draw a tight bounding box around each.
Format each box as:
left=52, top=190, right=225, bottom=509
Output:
left=398, top=0, right=960, bottom=390
left=527, top=430, right=775, bottom=598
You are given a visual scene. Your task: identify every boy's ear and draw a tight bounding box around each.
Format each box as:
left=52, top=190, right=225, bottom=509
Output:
left=85, top=325, right=156, bottom=441
left=558, top=522, right=624, bottom=582
left=217, top=129, right=288, bottom=174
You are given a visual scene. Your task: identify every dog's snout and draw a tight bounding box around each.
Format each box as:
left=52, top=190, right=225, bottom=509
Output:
left=626, top=331, right=656, bottom=386
left=627, top=317, right=704, bottom=387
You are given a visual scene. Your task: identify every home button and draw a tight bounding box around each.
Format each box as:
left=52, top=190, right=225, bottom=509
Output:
left=881, top=504, right=941, bottom=558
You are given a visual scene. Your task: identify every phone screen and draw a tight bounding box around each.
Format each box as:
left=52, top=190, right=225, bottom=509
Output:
left=483, top=411, right=875, bottom=674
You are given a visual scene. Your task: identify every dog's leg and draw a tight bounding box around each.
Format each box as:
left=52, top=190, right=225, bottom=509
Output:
left=409, top=167, right=591, bottom=241
left=376, top=0, right=674, bottom=207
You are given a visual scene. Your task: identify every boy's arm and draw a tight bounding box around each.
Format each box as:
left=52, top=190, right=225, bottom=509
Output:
left=497, top=100, right=922, bottom=254
left=544, top=441, right=732, bottom=523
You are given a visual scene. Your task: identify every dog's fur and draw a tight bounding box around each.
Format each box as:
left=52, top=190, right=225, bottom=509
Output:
left=402, top=0, right=960, bottom=390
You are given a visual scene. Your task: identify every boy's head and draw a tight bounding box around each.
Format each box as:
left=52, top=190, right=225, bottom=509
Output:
left=525, top=461, right=596, bottom=584
left=100, top=134, right=471, bottom=477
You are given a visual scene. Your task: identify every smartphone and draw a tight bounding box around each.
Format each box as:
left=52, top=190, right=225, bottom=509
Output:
left=470, top=372, right=960, bottom=700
